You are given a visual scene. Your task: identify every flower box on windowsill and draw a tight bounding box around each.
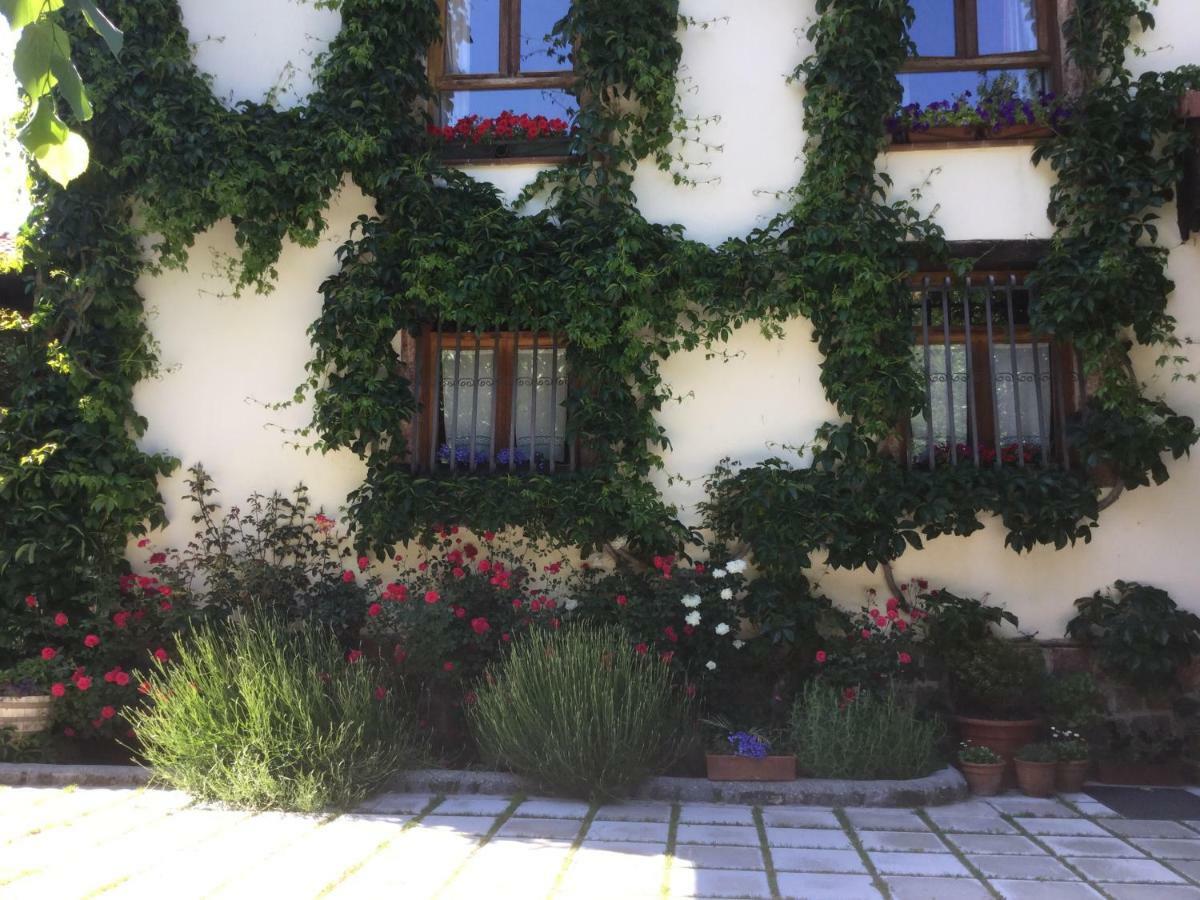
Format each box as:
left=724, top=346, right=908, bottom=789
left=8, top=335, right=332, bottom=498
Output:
left=435, top=137, right=576, bottom=165
left=705, top=753, right=797, bottom=782
left=889, top=122, right=1054, bottom=148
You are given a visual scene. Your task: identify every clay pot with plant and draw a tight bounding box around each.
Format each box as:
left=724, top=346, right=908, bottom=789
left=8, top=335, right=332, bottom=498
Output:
left=1052, top=727, right=1092, bottom=792
left=0, top=659, right=55, bottom=736
left=958, top=742, right=1006, bottom=796
left=1014, top=742, right=1059, bottom=797
left=702, top=717, right=795, bottom=782
left=947, top=639, right=1046, bottom=781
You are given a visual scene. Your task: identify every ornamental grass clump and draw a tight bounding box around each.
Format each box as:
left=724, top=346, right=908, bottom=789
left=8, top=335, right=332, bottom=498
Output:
left=468, top=624, right=690, bottom=800
left=128, top=610, right=421, bottom=813
left=790, top=682, right=944, bottom=780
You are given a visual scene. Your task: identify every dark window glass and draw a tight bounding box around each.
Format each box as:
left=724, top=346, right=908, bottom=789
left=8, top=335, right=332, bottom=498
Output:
left=440, top=88, right=574, bottom=123
left=898, top=67, right=1044, bottom=106
left=445, top=0, right=502, bottom=75
left=910, top=0, right=957, bottom=56
left=977, top=0, right=1038, bottom=55
left=520, top=0, right=571, bottom=72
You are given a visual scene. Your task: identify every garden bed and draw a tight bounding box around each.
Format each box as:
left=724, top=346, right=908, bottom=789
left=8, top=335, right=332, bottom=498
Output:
left=0, top=762, right=968, bottom=807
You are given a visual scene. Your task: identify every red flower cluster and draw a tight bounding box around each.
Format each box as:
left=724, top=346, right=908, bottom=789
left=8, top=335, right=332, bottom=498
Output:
left=427, top=111, right=573, bottom=145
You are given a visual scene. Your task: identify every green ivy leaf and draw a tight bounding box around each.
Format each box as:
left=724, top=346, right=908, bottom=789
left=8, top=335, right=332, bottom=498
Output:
left=64, top=0, right=122, bottom=58
left=18, top=95, right=89, bottom=185
left=0, top=0, right=65, bottom=31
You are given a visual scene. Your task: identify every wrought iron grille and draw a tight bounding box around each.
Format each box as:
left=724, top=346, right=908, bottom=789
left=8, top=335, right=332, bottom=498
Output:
left=412, top=324, right=573, bottom=475
left=908, top=274, right=1082, bottom=470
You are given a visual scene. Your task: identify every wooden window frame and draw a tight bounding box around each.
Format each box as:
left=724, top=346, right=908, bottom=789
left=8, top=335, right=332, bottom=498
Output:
left=901, top=0, right=1062, bottom=94
left=430, top=0, right=575, bottom=100
left=411, top=328, right=576, bottom=473
left=902, top=272, right=1080, bottom=467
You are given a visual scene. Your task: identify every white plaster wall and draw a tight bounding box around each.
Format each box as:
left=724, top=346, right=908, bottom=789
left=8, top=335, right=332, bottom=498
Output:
left=135, top=0, right=1200, bottom=633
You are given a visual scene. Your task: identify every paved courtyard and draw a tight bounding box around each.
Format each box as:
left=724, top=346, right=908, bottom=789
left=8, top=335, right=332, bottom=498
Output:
left=3, top=785, right=1200, bottom=898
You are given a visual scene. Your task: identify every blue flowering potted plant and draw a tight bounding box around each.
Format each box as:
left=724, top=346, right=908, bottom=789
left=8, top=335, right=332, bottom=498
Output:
left=702, top=718, right=796, bottom=781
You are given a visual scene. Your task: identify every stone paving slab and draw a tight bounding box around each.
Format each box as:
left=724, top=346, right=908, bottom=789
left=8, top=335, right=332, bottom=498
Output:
left=3, top=785, right=1200, bottom=899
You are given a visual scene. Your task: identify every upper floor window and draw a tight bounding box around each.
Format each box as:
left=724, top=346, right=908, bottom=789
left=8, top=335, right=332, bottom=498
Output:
left=432, top=0, right=574, bottom=126
left=901, top=0, right=1058, bottom=106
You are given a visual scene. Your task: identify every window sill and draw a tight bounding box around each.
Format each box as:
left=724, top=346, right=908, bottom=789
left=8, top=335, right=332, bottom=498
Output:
left=886, top=123, right=1054, bottom=152
left=435, top=137, right=577, bottom=167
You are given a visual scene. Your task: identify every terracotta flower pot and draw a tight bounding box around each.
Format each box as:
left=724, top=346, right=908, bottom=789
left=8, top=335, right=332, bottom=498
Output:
left=1057, top=759, right=1091, bottom=793
left=955, top=716, right=1041, bottom=785
left=960, top=761, right=1006, bottom=796
left=904, top=124, right=982, bottom=143
left=705, top=753, right=796, bottom=782
left=1015, top=759, right=1058, bottom=797
left=0, top=694, right=53, bottom=734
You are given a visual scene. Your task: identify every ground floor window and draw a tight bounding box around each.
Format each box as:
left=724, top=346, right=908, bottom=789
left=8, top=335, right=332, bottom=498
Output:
left=410, top=327, right=572, bottom=474
left=906, top=273, right=1080, bottom=468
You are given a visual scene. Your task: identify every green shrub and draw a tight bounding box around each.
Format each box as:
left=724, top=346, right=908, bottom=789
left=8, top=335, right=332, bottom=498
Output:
left=946, top=639, right=1045, bottom=719
left=468, top=624, right=690, bottom=800
left=789, top=682, right=944, bottom=780
left=128, top=610, right=421, bottom=812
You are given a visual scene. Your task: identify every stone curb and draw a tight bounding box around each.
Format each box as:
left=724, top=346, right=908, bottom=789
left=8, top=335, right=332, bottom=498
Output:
left=390, top=765, right=968, bottom=808
left=0, top=762, right=967, bottom=807
left=0, top=762, right=150, bottom=788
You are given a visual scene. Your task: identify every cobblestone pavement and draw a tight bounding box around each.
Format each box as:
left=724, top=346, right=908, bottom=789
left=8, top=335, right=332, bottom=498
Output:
left=3, top=784, right=1200, bottom=898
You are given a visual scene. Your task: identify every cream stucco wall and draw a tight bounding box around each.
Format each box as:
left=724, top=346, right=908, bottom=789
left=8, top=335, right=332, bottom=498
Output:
left=133, top=0, right=1200, bottom=635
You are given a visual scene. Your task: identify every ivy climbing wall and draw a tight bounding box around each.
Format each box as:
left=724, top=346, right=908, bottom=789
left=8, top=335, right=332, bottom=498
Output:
left=6, top=0, right=1200, bottom=635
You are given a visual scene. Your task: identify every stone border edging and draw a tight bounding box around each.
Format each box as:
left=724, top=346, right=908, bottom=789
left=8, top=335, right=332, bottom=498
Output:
left=390, top=765, right=968, bottom=807
left=0, top=762, right=967, bottom=807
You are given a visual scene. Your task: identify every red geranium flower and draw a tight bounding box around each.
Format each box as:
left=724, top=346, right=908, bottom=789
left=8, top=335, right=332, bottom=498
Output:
left=452, top=566, right=465, bottom=579
left=40, top=647, right=56, bottom=661
left=442, top=661, right=455, bottom=672
left=341, top=570, right=355, bottom=583
left=861, top=628, right=871, bottom=640
left=137, top=539, right=149, bottom=548
left=374, top=686, right=387, bottom=701
left=886, top=596, right=900, bottom=611
left=470, top=617, right=490, bottom=635
left=483, top=530, right=496, bottom=541
left=25, top=594, right=37, bottom=608
left=478, top=560, right=491, bottom=573
left=616, top=594, right=628, bottom=607
left=898, top=652, right=912, bottom=665
left=153, top=648, right=169, bottom=663
left=114, top=672, right=130, bottom=686
left=500, top=633, right=511, bottom=643
left=54, top=612, right=68, bottom=627
left=453, top=606, right=467, bottom=619
left=634, top=643, right=648, bottom=655
left=75, top=676, right=92, bottom=691
left=158, top=586, right=172, bottom=597
left=663, top=626, right=678, bottom=644
left=160, top=601, right=172, bottom=612
left=50, top=683, right=66, bottom=698
left=357, top=555, right=370, bottom=571
left=424, top=590, right=440, bottom=605
left=113, top=611, right=130, bottom=628
left=347, top=649, right=363, bottom=663
left=815, top=650, right=827, bottom=664
left=101, top=706, right=115, bottom=720
left=464, top=544, right=478, bottom=559
left=368, top=602, right=383, bottom=618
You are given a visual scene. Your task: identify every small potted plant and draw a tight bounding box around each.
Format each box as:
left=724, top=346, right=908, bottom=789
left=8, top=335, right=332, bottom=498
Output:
left=958, top=742, right=1006, bottom=796
left=947, top=639, right=1045, bottom=781
left=1014, top=742, right=1059, bottom=797
left=1052, top=726, right=1091, bottom=792
left=0, top=658, right=55, bottom=736
left=703, top=718, right=795, bottom=782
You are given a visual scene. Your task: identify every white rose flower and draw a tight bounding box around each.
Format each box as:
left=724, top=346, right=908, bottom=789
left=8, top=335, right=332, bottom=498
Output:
left=715, top=622, right=730, bottom=635
left=680, top=594, right=702, bottom=609
left=705, top=660, right=717, bottom=671
left=725, top=559, right=747, bottom=574
left=732, top=639, right=745, bottom=649
left=712, top=568, right=727, bottom=579
left=564, top=598, right=578, bottom=612
left=685, top=610, right=701, bottom=626
left=719, top=588, right=733, bottom=600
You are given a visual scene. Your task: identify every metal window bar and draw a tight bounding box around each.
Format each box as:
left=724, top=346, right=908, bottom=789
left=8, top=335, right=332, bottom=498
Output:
left=984, top=277, right=1002, bottom=469
left=962, top=275, right=981, bottom=467
left=489, top=326, right=501, bottom=473
left=1052, top=340, right=1071, bottom=469
left=469, top=330, right=481, bottom=473
left=449, top=328, right=463, bottom=473
left=429, top=320, right=443, bottom=471
left=530, top=330, right=540, bottom=472
left=1003, top=276, right=1026, bottom=468
left=549, top=336, right=559, bottom=474
left=921, top=279, right=934, bottom=470
left=1027, top=288, right=1050, bottom=469
left=508, top=325, right=519, bottom=474
left=941, top=276, right=957, bottom=466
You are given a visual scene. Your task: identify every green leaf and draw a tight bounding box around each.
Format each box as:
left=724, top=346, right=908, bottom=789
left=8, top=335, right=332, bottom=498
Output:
left=0, top=0, right=64, bottom=31
left=18, top=95, right=89, bottom=185
left=13, top=16, right=67, bottom=100
left=64, top=0, right=121, bottom=57
left=48, top=46, right=90, bottom=120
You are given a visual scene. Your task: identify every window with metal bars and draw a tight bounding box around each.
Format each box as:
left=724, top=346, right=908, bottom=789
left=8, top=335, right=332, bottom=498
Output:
left=430, top=0, right=575, bottom=126
left=906, top=274, right=1082, bottom=470
left=900, top=0, right=1060, bottom=105
left=410, top=327, right=575, bottom=474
